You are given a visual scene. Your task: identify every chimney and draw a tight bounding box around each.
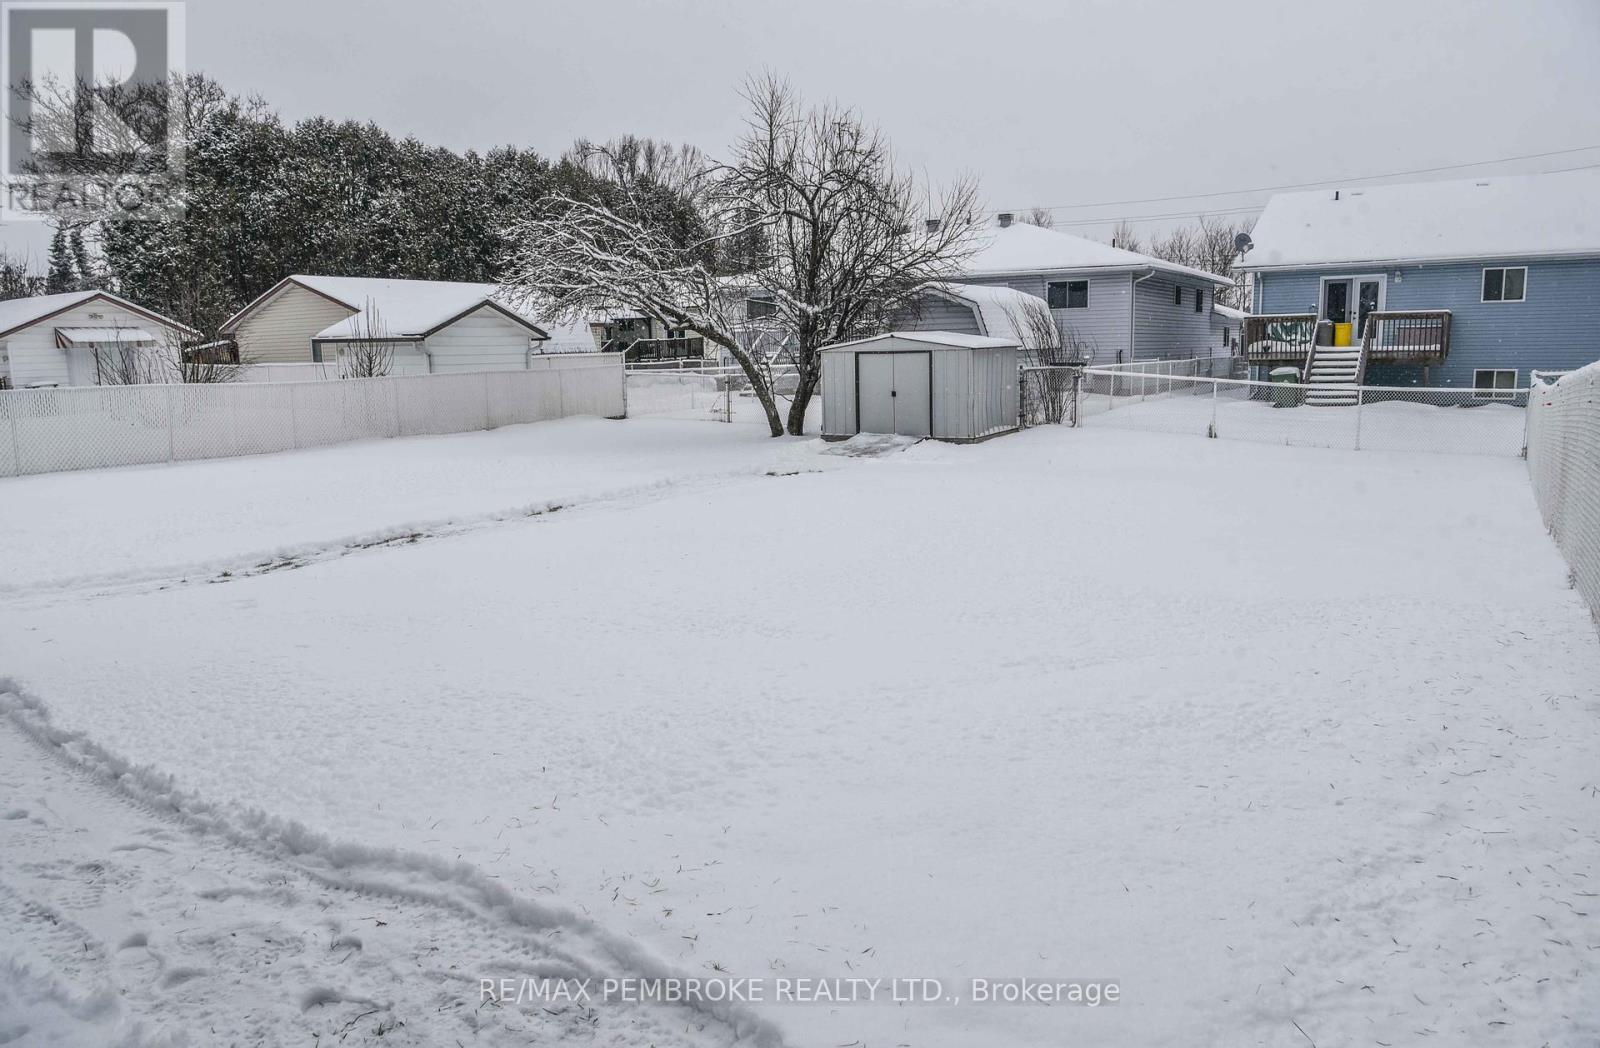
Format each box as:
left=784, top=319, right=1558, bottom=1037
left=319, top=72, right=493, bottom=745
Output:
left=925, top=218, right=941, bottom=234
left=998, top=212, right=1014, bottom=228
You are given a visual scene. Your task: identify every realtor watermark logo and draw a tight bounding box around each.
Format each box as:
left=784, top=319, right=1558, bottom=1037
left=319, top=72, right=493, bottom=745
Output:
left=0, top=1, right=185, bottom=221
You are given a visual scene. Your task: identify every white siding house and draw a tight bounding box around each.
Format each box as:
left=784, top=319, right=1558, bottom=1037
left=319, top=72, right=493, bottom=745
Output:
left=220, top=276, right=553, bottom=375
left=0, top=291, right=198, bottom=388
left=951, top=214, right=1235, bottom=363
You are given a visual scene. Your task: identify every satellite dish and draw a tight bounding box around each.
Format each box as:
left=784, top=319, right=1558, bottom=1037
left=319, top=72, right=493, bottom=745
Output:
left=1233, top=232, right=1254, bottom=254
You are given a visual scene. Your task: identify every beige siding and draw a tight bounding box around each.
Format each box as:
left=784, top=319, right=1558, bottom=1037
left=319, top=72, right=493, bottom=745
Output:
left=4, top=301, right=190, bottom=387
left=234, top=283, right=355, bottom=364
left=422, top=306, right=533, bottom=373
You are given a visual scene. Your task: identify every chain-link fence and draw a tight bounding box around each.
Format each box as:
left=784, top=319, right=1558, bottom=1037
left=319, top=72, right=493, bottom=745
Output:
left=1526, top=364, right=1599, bottom=626
left=0, top=355, right=624, bottom=478
left=624, top=362, right=803, bottom=423
left=1020, top=365, right=1528, bottom=456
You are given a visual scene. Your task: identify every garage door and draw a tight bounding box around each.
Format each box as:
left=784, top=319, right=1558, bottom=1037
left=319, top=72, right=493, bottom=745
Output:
left=856, top=352, right=931, bottom=437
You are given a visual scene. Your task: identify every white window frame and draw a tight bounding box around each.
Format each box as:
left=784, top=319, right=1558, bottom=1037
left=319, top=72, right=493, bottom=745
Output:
left=1317, top=274, right=1387, bottom=327
left=1047, top=279, right=1089, bottom=310
left=1472, top=368, right=1518, bottom=400
left=1481, top=266, right=1527, bottom=303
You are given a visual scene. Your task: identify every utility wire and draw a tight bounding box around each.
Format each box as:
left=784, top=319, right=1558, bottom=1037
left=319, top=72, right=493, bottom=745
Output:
left=1004, top=144, right=1600, bottom=215
left=1037, top=161, right=1600, bottom=229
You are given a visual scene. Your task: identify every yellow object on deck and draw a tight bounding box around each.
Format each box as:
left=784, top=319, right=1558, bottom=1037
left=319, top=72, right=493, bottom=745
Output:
left=1333, top=322, right=1353, bottom=346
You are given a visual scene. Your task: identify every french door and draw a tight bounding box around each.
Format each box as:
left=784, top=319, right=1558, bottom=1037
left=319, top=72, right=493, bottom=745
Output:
left=1320, top=275, right=1386, bottom=341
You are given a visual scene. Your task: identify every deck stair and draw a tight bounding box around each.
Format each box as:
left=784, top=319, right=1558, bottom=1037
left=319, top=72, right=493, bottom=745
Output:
left=1303, top=345, right=1363, bottom=407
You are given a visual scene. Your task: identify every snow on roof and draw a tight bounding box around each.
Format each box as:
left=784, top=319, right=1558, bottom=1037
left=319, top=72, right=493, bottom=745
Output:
left=823, top=331, right=1020, bottom=352
left=534, top=317, right=604, bottom=354
left=962, top=220, right=1232, bottom=286
left=234, top=276, right=544, bottom=340
left=1239, top=169, right=1600, bottom=269
left=1211, top=303, right=1247, bottom=321
left=0, top=290, right=197, bottom=339
left=920, top=282, right=1044, bottom=340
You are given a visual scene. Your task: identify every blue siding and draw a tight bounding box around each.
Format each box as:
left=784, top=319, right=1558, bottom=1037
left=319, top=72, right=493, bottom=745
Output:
left=1255, top=256, right=1600, bottom=387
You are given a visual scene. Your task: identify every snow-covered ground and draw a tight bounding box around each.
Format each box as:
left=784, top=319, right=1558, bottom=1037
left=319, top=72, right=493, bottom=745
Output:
left=3, top=417, right=1598, bottom=1047
left=1082, top=386, right=1529, bottom=456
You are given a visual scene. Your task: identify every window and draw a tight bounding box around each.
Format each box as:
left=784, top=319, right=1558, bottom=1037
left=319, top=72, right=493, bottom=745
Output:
left=1194, top=288, right=1204, bottom=313
left=1047, top=280, right=1088, bottom=309
left=1473, top=368, right=1517, bottom=400
left=1174, top=285, right=1184, bottom=306
left=1481, top=267, right=1527, bottom=302
left=745, top=296, right=778, bottom=319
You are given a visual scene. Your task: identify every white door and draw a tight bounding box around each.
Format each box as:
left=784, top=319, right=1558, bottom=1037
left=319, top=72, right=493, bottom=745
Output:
left=1320, top=275, right=1385, bottom=339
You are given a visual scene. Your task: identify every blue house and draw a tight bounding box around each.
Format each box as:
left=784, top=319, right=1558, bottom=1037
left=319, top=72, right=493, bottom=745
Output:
left=1236, top=170, right=1600, bottom=398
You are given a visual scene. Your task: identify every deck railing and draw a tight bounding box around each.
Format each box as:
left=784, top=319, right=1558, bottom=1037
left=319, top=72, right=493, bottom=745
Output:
left=613, top=336, right=707, bottom=361
left=1361, top=310, right=1451, bottom=362
left=1242, top=314, right=1316, bottom=364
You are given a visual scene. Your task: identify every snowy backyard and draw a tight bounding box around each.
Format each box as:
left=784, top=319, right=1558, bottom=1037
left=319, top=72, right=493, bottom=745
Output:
left=2, top=414, right=1598, bottom=1047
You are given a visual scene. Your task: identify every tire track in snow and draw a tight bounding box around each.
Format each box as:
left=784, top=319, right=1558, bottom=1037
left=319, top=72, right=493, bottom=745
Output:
left=1, top=463, right=830, bottom=608
left=0, top=680, right=786, bottom=1048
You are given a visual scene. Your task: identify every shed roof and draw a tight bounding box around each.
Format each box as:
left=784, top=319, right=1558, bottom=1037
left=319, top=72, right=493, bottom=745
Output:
left=963, top=221, right=1233, bottom=286
left=1239, top=169, right=1600, bottom=270
left=822, top=331, right=1020, bottom=352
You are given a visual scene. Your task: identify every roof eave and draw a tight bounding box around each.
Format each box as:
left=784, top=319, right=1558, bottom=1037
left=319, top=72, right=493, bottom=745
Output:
left=1237, top=247, right=1600, bottom=272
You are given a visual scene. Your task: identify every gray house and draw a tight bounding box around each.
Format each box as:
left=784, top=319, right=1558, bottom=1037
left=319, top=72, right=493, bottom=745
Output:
left=1237, top=169, right=1600, bottom=394
left=915, top=214, right=1234, bottom=364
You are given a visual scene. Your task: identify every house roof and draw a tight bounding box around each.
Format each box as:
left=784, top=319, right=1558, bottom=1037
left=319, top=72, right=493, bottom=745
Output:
left=962, top=220, right=1233, bottom=286
left=1238, top=169, right=1600, bottom=270
left=918, top=282, right=1045, bottom=340
left=0, top=290, right=199, bottom=341
left=221, top=276, right=548, bottom=340
left=823, top=331, right=1020, bottom=352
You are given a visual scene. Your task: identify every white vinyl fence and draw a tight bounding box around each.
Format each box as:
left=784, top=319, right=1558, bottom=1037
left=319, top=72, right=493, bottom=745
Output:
left=1022, top=364, right=1529, bottom=457
left=0, top=353, right=624, bottom=477
left=1526, top=364, right=1600, bottom=625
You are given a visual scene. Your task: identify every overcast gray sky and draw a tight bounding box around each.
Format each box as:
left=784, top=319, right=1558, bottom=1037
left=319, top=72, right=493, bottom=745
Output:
left=5, top=0, right=1600, bottom=263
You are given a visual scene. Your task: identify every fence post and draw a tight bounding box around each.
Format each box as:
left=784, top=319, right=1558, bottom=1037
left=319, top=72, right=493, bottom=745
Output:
left=390, top=377, right=402, bottom=438
left=289, top=382, right=301, bottom=448
left=1210, top=379, right=1218, bottom=437
left=7, top=393, right=20, bottom=476
left=165, top=384, right=176, bottom=462
left=1354, top=386, right=1364, bottom=451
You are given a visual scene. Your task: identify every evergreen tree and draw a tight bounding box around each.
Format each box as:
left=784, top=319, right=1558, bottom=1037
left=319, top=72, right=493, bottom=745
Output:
left=46, top=227, right=74, bottom=294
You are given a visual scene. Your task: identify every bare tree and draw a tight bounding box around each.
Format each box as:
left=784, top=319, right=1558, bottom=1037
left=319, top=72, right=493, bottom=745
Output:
left=1110, top=219, right=1144, bottom=253
left=501, top=77, right=983, bottom=437
left=1017, top=206, right=1055, bottom=229
left=87, top=321, right=168, bottom=385
left=1146, top=214, right=1255, bottom=308
left=337, top=302, right=394, bottom=378
left=721, top=76, right=983, bottom=434
left=1006, top=297, right=1092, bottom=425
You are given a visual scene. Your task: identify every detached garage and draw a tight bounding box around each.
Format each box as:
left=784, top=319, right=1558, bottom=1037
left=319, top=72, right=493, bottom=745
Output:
left=820, top=332, right=1019, bottom=443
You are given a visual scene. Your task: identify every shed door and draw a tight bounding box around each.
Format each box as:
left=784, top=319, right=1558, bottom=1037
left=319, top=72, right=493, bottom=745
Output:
left=891, top=353, right=931, bottom=437
left=855, top=352, right=931, bottom=437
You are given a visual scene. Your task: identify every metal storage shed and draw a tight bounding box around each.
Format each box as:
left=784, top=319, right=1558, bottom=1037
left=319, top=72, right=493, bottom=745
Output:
left=820, top=332, right=1019, bottom=442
